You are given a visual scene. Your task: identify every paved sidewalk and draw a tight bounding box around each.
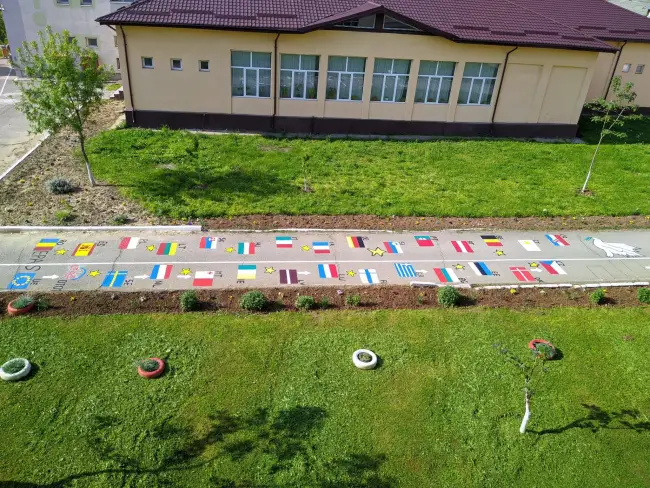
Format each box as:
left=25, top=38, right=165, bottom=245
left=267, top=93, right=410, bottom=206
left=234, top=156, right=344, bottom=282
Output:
left=1, top=229, right=648, bottom=292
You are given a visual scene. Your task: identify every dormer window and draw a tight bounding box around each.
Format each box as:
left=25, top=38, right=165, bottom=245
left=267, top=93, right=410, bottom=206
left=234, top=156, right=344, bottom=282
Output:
left=335, top=15, right=376, bottom=29
left=383, top=15, right=419, bottom=31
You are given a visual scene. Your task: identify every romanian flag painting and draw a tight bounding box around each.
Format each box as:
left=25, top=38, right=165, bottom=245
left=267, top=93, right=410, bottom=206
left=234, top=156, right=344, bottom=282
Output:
left=237, top=265, right=256, bottom=280
left=73, top=242, right=96, bottom=257
left=414, top=236, right=435, bottom=247
left=469, top=262, right=493, bottom=276
left=359, top=269, right=379, bottom=284
left=510, top=266, right=535, bottom=282
left=540, top=260, right=567, bottom=275
left=451, top=241, right=473, bottom=253
left=200, top=237, right=219, bottom=250
left=193, top=271, right=215, bottom=287
left=545, top=234, right=569, bottom=247
left=481, top=235, right=502, bottom=247
left=280, top=269, right=299, bottom=285
left=313, top=242, right=331, bottom=254
left=101, top=270, right=128, bottom=288
left=34, top=238, right=59, bottom=252
left=276, top=237, right=293, bottom=249
left=150, top=264, right=173, bottom=280
left=347, top=236, right=365, bottom=249
left=238, top=242, right=255, bottom=255
left=318, top=264, right=339, bottom=279
left=119, top=237, right=139, bottom=250
left=383, top=242, right=403, bottom=254
left=433, top=268, right=459, bottom=283
left=157, top=242, right=178, bottom=256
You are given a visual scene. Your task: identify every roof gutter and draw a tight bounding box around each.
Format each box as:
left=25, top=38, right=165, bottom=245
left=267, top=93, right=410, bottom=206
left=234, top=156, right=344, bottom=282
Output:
left=605, top=40, right=627, bottom=100
left=272, top=33, right=280, bottom=130
left=119, top=25, right=136, bottom=126
left=490, top=46, right=518, bottom=131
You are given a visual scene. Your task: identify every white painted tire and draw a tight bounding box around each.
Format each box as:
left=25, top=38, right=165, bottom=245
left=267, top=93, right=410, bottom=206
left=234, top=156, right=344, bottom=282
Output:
left=352, top=349, right=377, bottom=370
left=0, top=358, right=32, bottom=381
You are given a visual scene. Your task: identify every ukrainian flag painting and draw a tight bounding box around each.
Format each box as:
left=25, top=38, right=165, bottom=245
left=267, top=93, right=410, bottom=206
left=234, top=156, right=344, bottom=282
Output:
left=101, top=270, right=128, bottom=288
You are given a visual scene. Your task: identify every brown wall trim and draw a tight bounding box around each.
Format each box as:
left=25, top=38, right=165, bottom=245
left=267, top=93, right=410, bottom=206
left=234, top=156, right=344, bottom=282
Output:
left=124, top=110, right=579, bottom=138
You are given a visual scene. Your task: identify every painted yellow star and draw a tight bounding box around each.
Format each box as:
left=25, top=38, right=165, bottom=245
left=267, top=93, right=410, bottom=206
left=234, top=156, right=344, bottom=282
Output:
left=530, top=262, right=539, bottom=268
left=454, top=264, right=465, bottom=270
left=265, top=266, right=276, bottom=274
left=88, top=270, right=101, bottom=277
left=181, top=268, right=191, bottom=275
left=368, top=247, right=385, bottom=257
left=55, top=249, right=67, bottom=255
left=225, top=247, right=234, bottom=253
left=146, top=245, right=155, bottom=252
left=301, top=245, right=311, bottom=251
left=495, top=250, right=505, bottom=256
left=346, top=270, right=356, bottom=277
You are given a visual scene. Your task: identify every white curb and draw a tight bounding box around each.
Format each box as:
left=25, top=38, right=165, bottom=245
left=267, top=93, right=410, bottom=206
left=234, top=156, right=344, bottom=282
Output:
left=412, top=282, right=648, bottom=290
left=410, top=281, right=472, bottom=289
left=0, top=225, right=202, bottom=233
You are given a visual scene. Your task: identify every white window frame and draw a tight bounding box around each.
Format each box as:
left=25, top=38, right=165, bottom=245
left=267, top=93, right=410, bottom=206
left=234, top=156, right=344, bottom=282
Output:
left=80, top=0, right=93, bottom=6
left=326, top=56, right=365, bottom=102
left=280, top=54, right=320, bottom=100
left=232, top=51, right=272, bottom=98
left=383, top=15, right=418, bottom=31
left=199, top=60, right=210, bottom=72
left=458, top=63, right=499, bottom=106
left=371, top=58, right=411, bottom=103
left=415, top=61, right=455, bottom=104
left=336, top=15, right=376, bottom=29
left=142, top=57, right=154, bottom=69
left=170, top=58, right=183, bottom=71
left=56, top=0, right=70, bottom=5
left=85, top=37, right=98, bottom=48
left=622, top=63, right=631, bottom=73
left=635, top=64, right=645, bottom=74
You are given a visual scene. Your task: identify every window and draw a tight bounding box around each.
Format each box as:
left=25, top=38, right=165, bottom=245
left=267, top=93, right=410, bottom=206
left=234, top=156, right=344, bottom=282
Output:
left=232, top=51, right=272, bottom=98
left=326, top=56, right=366, bottom=101
left=199, top=60, right=210, bottom=72
left=142, top=57, right=153, bottom=69
left=86, top=37, right=98, bottom=48
left=116, top=58, right=120, bottom=70
left=371, top=58, right=411, bottom=102
left=56, top=0, right=70, bottom=4
left=81, top=0, right=93, bottom=5
left=636, top=64, right=645, bottom=74
left=383, top=15, right=418, bottom=31
left=67, top=36, right=75, bottom=44
left=171, top=58, right=182, bottom=71
left=415, top=61, right=455, bottom=104
left=458, top=62, right=499, bottom=105
left=335, top=15, right=376, bottom=29
left=280, top=54, right=320, bottom=99
left=622, top=63, right=631, bottom=73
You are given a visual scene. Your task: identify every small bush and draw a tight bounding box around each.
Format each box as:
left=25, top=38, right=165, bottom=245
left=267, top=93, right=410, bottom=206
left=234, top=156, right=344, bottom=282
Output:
left=295, top=295, right=316, bottom=310
left=2, top=359, right=27, bottom=375
left=533, top=343, right=557, bottom=360
left=12, top=295, right=34, bottom=309
left=35, top=297, right=49, bottom=312
left=112, top=214, right=130, bottom=225
left=345, top=295, right=361, bottom=307
left=240, top=291, right=267, bottom=312
left=137, top=359, right=159, bottom=372
left=590, top=288, right=606, bottom=305
left=638, top=288, right=650, bottom=304
left=180, top=290, right=200, bottom=312
left=55, top=210, right=75, bottom=223
left=46, top=178, right=75, bottom=195
left=319, top=297, right=330, bottom=309
left=438, top=286, right=461, bottom=308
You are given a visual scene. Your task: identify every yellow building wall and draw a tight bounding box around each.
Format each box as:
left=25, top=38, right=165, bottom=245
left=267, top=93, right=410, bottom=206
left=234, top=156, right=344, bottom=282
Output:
left=117, top=26, right=601, bottom=126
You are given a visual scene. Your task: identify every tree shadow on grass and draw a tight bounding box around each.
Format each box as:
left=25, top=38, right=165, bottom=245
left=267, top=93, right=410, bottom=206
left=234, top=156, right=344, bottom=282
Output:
left=0, top=406, right=394, bottom=487
left=578, top=115, right=650, bottom=145
left=531, top=404, right=650, bottom=436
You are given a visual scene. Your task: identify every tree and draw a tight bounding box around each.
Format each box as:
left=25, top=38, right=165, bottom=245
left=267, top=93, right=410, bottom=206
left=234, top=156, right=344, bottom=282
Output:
left=0, top=8, right=8, bottom=45
left=581, top=76, right=642, bottom=194
left=13, top=27, right=113, bottom=186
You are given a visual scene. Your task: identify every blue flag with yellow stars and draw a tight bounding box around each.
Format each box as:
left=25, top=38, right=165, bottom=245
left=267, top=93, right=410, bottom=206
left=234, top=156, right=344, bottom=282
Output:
left=8, top=273, right=36, bottom=290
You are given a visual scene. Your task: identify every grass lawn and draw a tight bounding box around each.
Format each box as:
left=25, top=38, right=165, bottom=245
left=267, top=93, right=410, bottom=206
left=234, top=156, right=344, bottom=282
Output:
left=1, top=308, right=649, bottom=487
left=86, top=122, right=650, bottom=219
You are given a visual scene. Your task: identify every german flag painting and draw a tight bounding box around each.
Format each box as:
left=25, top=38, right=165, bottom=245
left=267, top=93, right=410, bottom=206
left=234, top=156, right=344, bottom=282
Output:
left=347, top=236, right=365, bottom=248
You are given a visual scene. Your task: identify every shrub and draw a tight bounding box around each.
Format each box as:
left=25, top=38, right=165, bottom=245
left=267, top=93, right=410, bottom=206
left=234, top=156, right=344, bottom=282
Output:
left=180, top=290, right=200, bottom=312
left=638, top=288, right=650, bottom=304
left=240, top=291, right=267, bottom=312
left=590, top=288, right=606, bottom=305
left=46, top=178, right=75, bottom=195
left=112, top=214, right=130, bottom=225
left=438, top=286, right=461, bottom=308
left=345, top=294, right=361, bottom=307
left=2, top=359, right=27, bottom=375
left=12, top=295, right=34, bottom=309
left=35, top=297, right=49, bottom=312
left=137, top=359, right=159, bottom=372
left=295, top=295, right=316, bottom=310
left=533, top=343, right=557, bottom=360
left=319, top=297, right=330, bottom=309
left=55, top=210, right=75, bottom=223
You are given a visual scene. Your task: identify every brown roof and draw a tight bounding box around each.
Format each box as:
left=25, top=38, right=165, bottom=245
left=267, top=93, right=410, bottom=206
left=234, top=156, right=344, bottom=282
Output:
left=96, top=0, right=650, bottom=52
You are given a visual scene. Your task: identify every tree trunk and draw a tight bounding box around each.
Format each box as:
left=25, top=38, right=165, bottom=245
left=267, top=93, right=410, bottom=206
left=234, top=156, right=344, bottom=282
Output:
left=79, top=132, right=96, bottom=187
left=581, top=135, right=604, bottom=193
left=519, top=389, right=531, bottom=434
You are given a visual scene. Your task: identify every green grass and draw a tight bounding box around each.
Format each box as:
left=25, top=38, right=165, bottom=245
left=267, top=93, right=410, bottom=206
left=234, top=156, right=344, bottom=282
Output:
left=1, top=308, right=649, bottom=487
left=86, top=123, right=650, bottom=218
left=105, top=83, right=122, bottom=92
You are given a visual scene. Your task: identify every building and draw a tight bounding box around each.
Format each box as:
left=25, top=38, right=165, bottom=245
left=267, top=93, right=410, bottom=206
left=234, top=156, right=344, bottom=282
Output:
left=98, top=0, right=650, bottom=138
left=608, top=0, right=650, bottom=17
left=3, top=0, right=134, bottom=76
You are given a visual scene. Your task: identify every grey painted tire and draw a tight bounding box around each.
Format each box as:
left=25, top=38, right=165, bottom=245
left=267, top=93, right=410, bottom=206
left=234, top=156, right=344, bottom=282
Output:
left=352, top=349, right=377, bottom=370
left=0, top=358, right=32, bottom=381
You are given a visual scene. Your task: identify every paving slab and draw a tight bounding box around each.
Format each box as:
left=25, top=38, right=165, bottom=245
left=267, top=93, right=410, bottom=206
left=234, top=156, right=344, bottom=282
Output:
left=0, top=229, right=648, bottom=293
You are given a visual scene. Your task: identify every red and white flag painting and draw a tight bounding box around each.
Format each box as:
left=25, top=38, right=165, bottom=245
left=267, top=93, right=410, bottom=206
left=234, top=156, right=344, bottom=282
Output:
left=510, top=266, right=536, bottom=282
left=119, top=237, right=139, bottom=250
left=193, top=271, right=215, bottom=287
left=451, top=240, right=473, bottom=253
left=540, top=261, right=567, bottom=275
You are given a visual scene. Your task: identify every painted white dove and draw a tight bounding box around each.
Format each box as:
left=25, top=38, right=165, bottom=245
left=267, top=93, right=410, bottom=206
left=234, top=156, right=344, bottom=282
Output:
left=592, top=238, right=641, bottom=258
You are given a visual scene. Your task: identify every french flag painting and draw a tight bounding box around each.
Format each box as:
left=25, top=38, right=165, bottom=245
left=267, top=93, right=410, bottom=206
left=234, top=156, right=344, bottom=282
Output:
left=150, top=264, right=173, bottom=280
left=318, top=264, right=339, bottom=279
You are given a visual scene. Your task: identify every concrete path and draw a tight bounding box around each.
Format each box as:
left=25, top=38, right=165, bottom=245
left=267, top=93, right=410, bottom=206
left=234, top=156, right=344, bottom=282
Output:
left=1, top=229, right=648, bottom=292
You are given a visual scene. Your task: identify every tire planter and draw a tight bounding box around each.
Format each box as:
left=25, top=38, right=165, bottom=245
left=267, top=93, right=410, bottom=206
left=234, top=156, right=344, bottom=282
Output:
left=352, top=349, right=378, bottom=370
left=528, top=339, right=556, bottom=358
left=7, top=300, right=35, bottom=316
left=0, top=358, right=32, bottom=381
left=137, top=358, right=165, bottom=379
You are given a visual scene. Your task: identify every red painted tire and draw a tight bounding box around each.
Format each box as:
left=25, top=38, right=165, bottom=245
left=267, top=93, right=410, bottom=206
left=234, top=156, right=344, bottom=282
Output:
left=528, top=339, right=555, bottom=352
left=137, top=358, right=165, bottom=379
left=7, top=300, right=35, bottom=316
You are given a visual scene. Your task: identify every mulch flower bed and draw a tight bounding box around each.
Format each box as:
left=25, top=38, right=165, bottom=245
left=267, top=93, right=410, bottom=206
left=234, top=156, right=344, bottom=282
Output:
left=0, top=286, right=646, bottom=318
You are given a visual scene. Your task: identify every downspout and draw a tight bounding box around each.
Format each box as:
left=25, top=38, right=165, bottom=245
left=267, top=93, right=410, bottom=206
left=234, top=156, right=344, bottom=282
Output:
left=271, top=33, right=280, bottom=130
left=490, top=46, right=518, bottom=133
left=605, top=41, right=626, bottom=100
left=119, top=25, right=136, bottom=125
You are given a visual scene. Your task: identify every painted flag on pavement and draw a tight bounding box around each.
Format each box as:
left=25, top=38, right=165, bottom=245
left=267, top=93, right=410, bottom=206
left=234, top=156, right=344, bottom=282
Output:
left=157, top=242, right=179, bottom=256
left=150, top=264, right=173, bottom=280
left=101, top=270, right=128, bottom=288
left=276, top=236, right=293, bottom=249
left=238, top=242, right=255, bottom=255
left=384, top=242, right=403, bottom=254
left=318, top=264, right=339, bottom=279
left=518, top=240, right=541, bottom=252
left=394, top=263, right=417, bottom=278
left=8, top=272, right=36, bottom=290
left=193, top=271, right=215, bottom=287
left=280, top=269, right=299, bottom=284
left=540, top=260, right=567, bottom=275
left=313, top=242, right=331, bottom=254
left=510, top=266, right=535, bottom=282
left=433, top=268, right=460, bottom=283
left=119, top=237, right=140, bottom=250
left=200, top=237, right=219, bottom=249
left=415, top=236, right=435, bottom=247
left=359, top=269, right=380, bottom=284
left=469, top=262, right=493, bottom=276
left=545, top=234, right=570, bottom=247
left=34, top=238, right=59, bottom=252
left=237, top=265, right=256, bottom=280
left=347, top=236, right=365, bottom=248
left=73, top=242, right=96, bottom=257
left=451, top=241, right=473, bottom=253
left=481, top=235, right=502, bottom=247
